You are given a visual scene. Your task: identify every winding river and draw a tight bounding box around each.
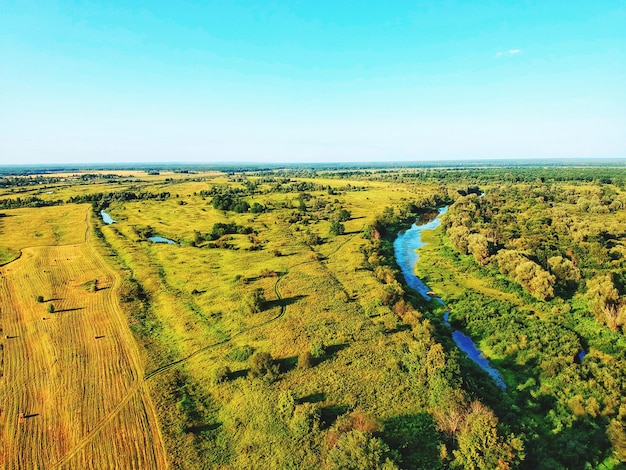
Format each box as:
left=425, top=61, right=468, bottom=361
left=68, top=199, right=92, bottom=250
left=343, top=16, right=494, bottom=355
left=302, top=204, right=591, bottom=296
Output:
left=394, top=208, right=507, bottom=389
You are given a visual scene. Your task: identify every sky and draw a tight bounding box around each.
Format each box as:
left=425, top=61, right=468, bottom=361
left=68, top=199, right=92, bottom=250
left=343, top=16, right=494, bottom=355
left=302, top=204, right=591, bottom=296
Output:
left=1, top=1, right=625, bottom=164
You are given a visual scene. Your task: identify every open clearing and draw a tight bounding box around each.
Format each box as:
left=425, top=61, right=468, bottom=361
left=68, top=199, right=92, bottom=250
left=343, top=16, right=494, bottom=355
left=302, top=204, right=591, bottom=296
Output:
left=0, top=205, right=166, bottom=469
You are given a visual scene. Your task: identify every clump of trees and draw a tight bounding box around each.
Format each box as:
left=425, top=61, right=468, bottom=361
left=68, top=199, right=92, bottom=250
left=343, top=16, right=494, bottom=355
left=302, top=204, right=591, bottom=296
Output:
left=211, top=193, right=251, bottom=213
left=495, top=250, right=555, bottom=300
left=326, top=411, right=398, bottom=470
left=442, top=184, right=626, bottom=306
left=0, top=196, right=62, bottom=209
left=586, top=273, right=625, bottom=331
left=68, top=190, right=170, bottom=211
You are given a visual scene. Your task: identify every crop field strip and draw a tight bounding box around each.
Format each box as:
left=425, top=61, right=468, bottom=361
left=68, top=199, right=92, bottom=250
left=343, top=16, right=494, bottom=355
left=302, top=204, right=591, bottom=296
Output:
left=0, top=207, right=167, bottom=469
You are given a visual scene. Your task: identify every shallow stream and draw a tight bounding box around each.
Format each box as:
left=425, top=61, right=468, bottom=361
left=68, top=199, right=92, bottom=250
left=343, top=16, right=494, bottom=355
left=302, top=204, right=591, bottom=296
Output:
left=394, top=207, right=507, bottom=389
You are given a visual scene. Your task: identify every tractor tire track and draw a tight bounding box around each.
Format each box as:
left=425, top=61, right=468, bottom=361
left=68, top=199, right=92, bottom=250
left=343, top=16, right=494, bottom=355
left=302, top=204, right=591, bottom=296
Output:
left=44, top=208, right=168, bottom=469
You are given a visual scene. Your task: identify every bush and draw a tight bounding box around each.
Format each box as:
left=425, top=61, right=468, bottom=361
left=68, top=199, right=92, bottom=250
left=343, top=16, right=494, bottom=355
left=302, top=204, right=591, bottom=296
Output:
left=249, top=351, right=279, bottom=380
left=211, top=365, right=231, bottom=385
left=305, top=231, right=322, bottom=246
left=326, top=430, right=397, bottom=470
left=336, top=209, right=351, bottom=222
left=36, top=295, right=44, bottom=303
left=244, top=288, right=266, bottom=314
left=119, top=278, right=145, bottom=303
left=47, top=304, right=55, bottom=313
left=329, top=221, right=345, bottom=236
left=250, top=202, right=265, bottom=213
left=298, top=351, right=313, bottom=369
left=310, top=341, right=326, bottom=359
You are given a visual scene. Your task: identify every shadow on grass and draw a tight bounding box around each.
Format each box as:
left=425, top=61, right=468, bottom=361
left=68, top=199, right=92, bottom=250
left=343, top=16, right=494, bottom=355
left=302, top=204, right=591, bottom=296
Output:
left=386, top=324, right=412, bottom=334
left=298, top=392, right=326, bottom=404
left=320, top=404, right=350, bottom=429
left=266, top=294, right=307, bottom=310
left=54, top=307, right=85, bottom=313
left=382, top=413, right=443, bottom=469
left=228, top=368, right=249, bottom=380
left=277, top=356, right=298, bottom=374
left=316, top=343, right=349, bottom=365
left=186, top=422, right=221, bottom=434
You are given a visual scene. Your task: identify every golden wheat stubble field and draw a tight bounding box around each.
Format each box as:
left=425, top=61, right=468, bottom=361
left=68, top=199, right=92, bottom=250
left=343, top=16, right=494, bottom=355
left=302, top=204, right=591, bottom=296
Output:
left=0, top=205, right=166, bottom=469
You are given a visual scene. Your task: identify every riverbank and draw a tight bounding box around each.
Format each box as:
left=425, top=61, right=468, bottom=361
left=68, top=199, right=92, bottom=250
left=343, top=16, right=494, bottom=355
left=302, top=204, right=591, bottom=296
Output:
left=393, top=208, right=507, bottom=389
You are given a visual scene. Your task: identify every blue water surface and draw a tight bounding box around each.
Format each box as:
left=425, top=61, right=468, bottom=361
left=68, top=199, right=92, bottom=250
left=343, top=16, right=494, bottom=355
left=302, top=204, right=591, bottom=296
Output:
left=149, top=236, right=177, bottom=245
left=101, top=210, right=116, bottom=224
left=394, top=207, right=507, bottom=389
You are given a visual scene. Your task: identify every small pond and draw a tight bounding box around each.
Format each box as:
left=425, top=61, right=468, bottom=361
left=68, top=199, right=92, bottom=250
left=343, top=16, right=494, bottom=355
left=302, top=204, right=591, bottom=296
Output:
left=149, top=236, right=176, bottom=245
left=101, top=210, right=116, bottom=224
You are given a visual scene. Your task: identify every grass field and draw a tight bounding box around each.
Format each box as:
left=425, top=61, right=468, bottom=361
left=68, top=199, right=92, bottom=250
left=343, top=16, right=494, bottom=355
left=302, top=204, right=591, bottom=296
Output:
left=0, top=205, right=167, bottom=469
left=90, top=176, right=452, bottom=467
left=0, top=205, right=88, bottom=265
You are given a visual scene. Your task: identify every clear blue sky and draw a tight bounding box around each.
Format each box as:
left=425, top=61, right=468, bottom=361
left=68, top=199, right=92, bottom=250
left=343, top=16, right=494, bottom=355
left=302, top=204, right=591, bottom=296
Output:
left=1, top=1, right=624, bottom=164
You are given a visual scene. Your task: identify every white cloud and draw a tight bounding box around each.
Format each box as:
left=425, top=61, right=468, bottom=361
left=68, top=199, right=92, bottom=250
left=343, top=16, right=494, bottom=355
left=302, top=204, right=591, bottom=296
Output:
left=496, top=49, right=522, bottom=58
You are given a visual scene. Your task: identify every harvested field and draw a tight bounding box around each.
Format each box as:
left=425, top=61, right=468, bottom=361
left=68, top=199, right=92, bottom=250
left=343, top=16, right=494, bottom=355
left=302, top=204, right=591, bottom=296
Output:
left=0, top=207, right=166, bottom=469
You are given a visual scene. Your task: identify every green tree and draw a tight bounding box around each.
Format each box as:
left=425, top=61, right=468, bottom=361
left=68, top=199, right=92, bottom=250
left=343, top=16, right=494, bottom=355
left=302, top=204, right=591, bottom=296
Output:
left=329, top=220, right=345, bottom=236
left=327, top=430, right=398, bottom=470
left=244, top=288, right=266, bottom=314
left=290, top=403, right=321, bottom=439
left=211, top=365, right=231, bottom=385
left=337, top=209, right=351, bottom=222
left=547, top=256, right=581, bottom=284
left=277, top=390, right=296, bottom=418
left=453, top=402, right=522, bottom=470
left=447, top=225, right=471, bottom=254
left=363, top=223, right=380, bottom=240
left=305, top=230, right=322, bottom=246
left=298, top=197, right=307, bottom=212
left=310, top=340, right=326, bottom=359
left=587, top=273, right=620, bottom=314
left=467, top=233, right=490, bottom=265
left=119, top=278, right=144, bottom=302
left=297, top=351, right=313, bottom=369
left=608, top=419, right=626, bottom=462
left=249, top=351, right=279, bottom=380
left=250, top=202, right=265, bottom=213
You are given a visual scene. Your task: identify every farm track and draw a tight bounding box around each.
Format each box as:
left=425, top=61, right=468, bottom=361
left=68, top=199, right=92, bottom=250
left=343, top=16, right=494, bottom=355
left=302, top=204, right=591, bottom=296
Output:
left=0, top=208, right=167, bottom=470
